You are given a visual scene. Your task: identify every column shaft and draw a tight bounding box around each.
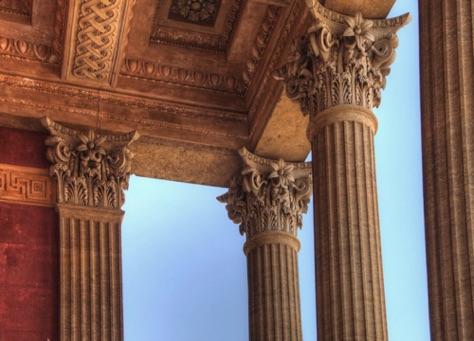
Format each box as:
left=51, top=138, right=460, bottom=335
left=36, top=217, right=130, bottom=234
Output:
left=246, top=235, right=302, bottom=341
left=41, top=117, right=137, bottom=341
left=218, top=148, right=312, bottom=341
left=311, top=106, right=387, bottom=340
left=58, top=204, right=123, bottom=341
left=420, top=0, right=474, bottom=339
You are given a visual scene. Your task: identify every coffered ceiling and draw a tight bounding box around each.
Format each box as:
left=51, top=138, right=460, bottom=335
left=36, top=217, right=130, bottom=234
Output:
left=0, top=0, right=313, bottom=186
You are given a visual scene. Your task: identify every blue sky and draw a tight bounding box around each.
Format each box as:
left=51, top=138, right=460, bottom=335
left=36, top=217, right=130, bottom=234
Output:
left=122, top=0, right=428, bottom=339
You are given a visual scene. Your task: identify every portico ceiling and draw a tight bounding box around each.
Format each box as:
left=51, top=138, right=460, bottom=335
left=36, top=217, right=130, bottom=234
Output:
left=0, top=0, right=393, bottom=186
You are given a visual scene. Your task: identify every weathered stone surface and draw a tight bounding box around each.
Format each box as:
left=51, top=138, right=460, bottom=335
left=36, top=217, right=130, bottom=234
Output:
left=57, top=204, right=124, bottom=341
left=255, top=95, right=310, bottom=162
left=419, top=0, right=474, bottom=339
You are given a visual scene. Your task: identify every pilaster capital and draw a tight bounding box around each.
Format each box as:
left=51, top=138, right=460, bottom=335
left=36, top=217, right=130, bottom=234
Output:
left=217, top=148, right=312, bottom=239
left=274, top=0, right=410, bottom=117
left=41, top=117, right=139, bottom=209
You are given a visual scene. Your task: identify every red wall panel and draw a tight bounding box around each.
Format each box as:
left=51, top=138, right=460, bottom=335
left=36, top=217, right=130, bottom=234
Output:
left=0, top=127, right=49, bottom=168
left=0, top=127, right=59, bottom=340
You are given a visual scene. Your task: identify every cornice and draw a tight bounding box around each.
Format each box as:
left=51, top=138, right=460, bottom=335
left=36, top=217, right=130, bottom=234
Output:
left=247, top=0, right=310, bottom=147
left=242, top=5, right=281, bottom=85
left=0, top=74, right=247, bottom=123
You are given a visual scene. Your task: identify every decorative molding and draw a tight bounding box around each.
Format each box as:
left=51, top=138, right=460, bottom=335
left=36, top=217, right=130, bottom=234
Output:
left=151, top=0, right=244, bottom=53
left=0, top=0, right=32, bottom=17
left=121, top=59, right=246, bottom=94
left=242, top=5, right=281, bottom=85
left=52, top=0, right=68, bottom=64
left=218, top=147, right=312, bottom=238
left=0, top=75, right=247, bottom=123
left=71, top=0, right=123, bottom=82
left=63, top=0, right=135, bottom=85
left=168, top=0, right=220, bottom=26
left=0, top=36, right=57, bottom=64
left=248, top=0, right=306, bottom=122
left=41, top=117, right=139, bottom=209
left=0, top=163, right=55, bottom=207
left=274, top=2, right=411, bottom=116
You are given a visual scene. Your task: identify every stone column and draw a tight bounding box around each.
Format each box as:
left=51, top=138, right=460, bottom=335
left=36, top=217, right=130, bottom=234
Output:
left=274, top=1, right=410, bottom=340
left=41, top=117, right=139, bottom=341
left=419, top=1, right=474, bottom=339
left=218, top=148, right=312, bottom=341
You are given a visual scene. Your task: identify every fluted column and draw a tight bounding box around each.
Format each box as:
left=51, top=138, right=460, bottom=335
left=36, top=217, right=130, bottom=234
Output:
left=42, top=117, right=139, bottom=341
left=274, top=1, right=410, bottom=340
left=419, top=1, right=474, bottom=339
left=312, top=105, right=387, bottom=340
left=218, top=148, right=312, bottom=341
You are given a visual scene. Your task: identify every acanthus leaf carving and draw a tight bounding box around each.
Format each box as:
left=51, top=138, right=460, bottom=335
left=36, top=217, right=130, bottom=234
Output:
left=217, top=147, right=312, bottom=238
left=273, top=1, right=411, bottom=116
left=41, top=117, right=139, bottom=209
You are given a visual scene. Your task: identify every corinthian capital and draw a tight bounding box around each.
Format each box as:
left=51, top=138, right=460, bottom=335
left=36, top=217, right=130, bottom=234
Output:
left=41, top=117, right=139, bottom=209
left=274, top=0, right=411, bottom=116
left=217, top=148, right=312, bottom=239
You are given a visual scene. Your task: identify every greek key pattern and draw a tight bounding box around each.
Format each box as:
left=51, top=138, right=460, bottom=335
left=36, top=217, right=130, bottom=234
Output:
left=0, top=163, right=55, bottom=207
left=73, top=0, right=122, bottom=82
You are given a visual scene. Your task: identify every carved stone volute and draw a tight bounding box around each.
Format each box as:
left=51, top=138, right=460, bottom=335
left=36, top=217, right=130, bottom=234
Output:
left=274, top=0, right=411, bottom=117
left=218, top=148, right=312, bottom=239
left=41, top=117, right=139, bottom=209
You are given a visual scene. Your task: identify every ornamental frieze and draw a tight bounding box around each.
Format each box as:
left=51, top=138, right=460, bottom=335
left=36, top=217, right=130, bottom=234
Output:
left=273, top=0, right=410, bottom=116
left=218, top=148, right=312, bottom=238
left=0, top=163, right=55, bottom=207
left=41, top=117, right=139, bottom=209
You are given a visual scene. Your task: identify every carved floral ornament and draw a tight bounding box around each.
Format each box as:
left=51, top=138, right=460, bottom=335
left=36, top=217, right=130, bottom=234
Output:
left=273, top=0, right=411, bottom=116
left=169, top=0, right=220, bottom=25
left=217, top=148, right=312, bottom=238
left=41, top=117, right=139, bottom=209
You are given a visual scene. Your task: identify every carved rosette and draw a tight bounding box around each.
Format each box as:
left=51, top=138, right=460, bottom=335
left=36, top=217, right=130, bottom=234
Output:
left=41, top=117, right=139, bottom=209
left=274, top=0, right=411, bottom=116
left=218, top=148, right=312, bottom=239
